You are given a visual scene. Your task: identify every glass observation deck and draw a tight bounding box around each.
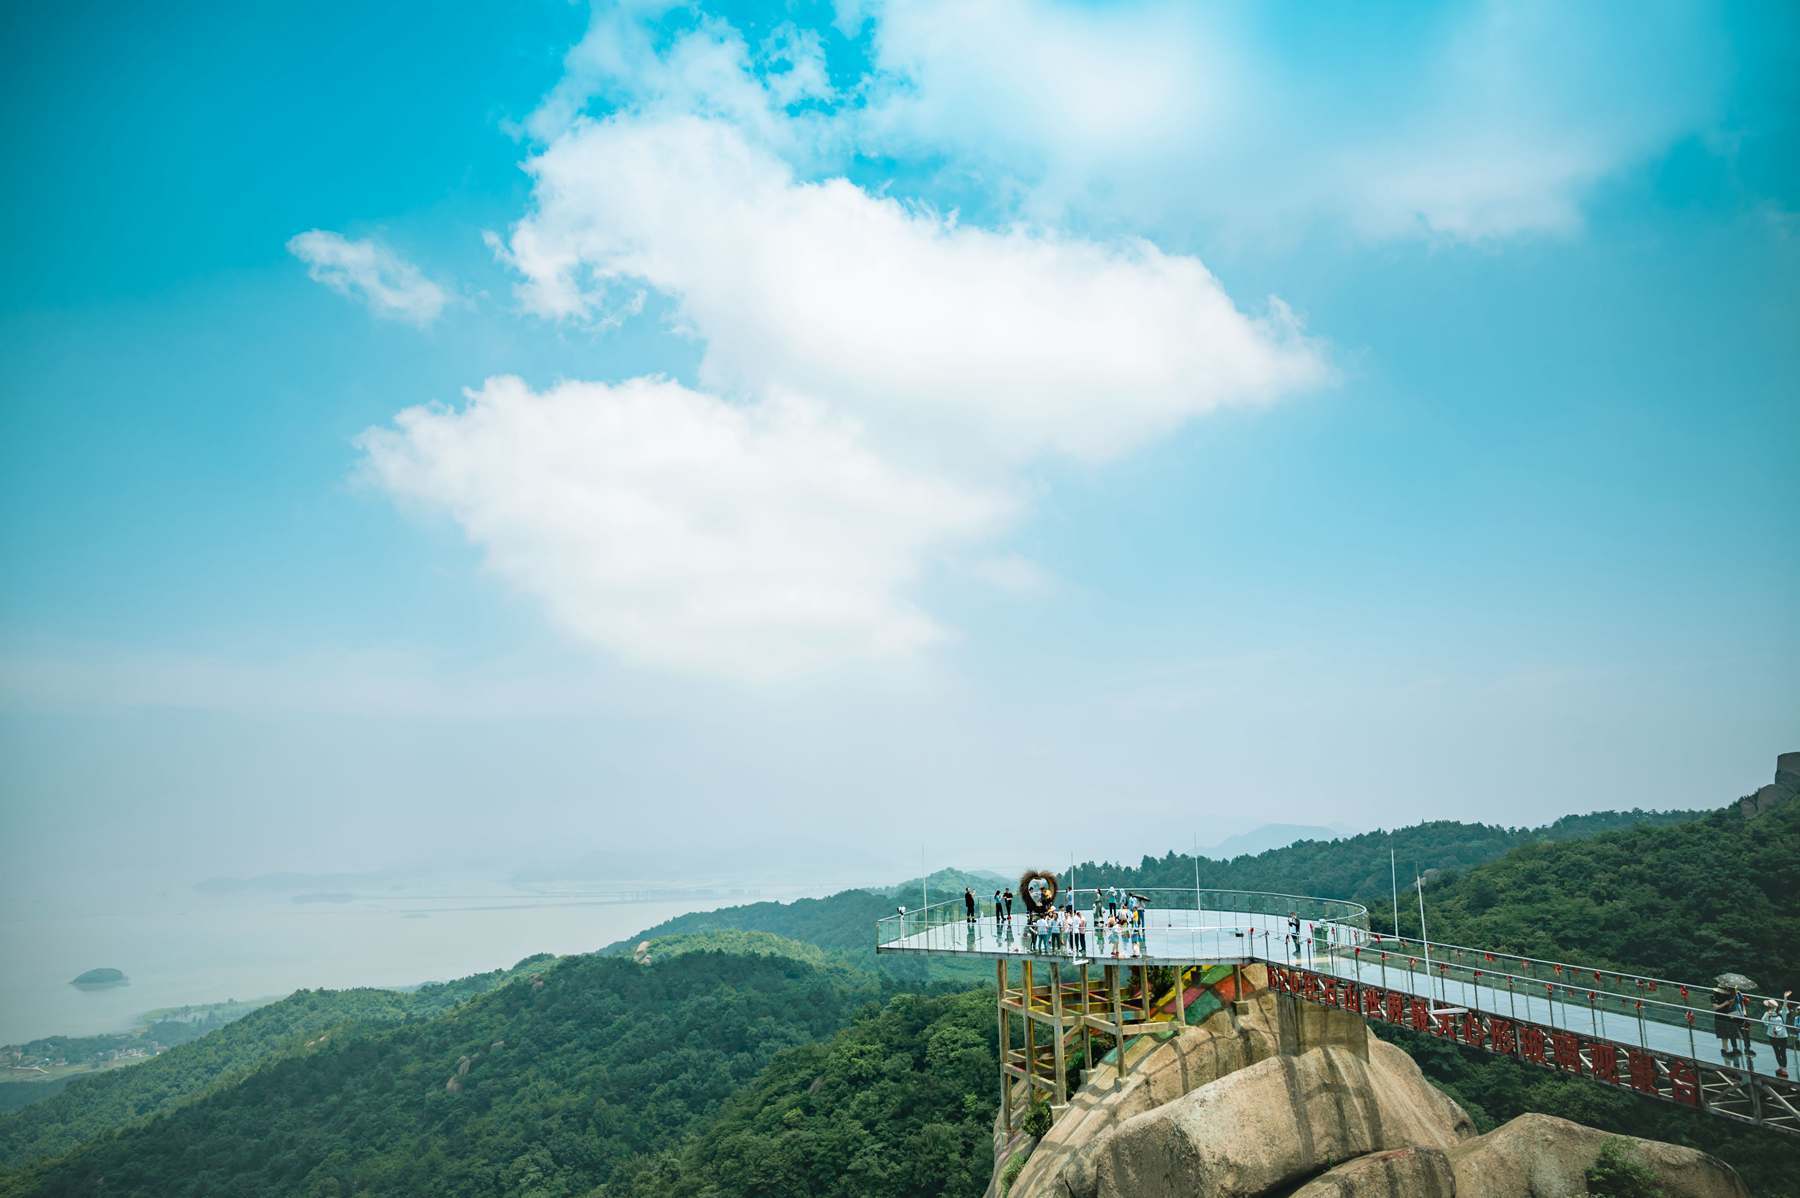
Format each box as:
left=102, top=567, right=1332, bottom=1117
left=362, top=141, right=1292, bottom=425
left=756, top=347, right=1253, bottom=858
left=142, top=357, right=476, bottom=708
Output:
left=876, top=887, right=1367, bottom=966
left=875, top=887, right=1800, bottom=1089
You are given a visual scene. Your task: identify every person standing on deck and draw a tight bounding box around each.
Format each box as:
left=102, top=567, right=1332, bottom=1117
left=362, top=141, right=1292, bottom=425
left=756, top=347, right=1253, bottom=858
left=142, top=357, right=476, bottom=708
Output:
left=1004, top=888, right=1014, bottom=922
left=964, top=887, right=976, bottom=925
left=1712, top=985, right=1741, bottom=1058
left=994, top=890, right=1005, bottom=927
left=1763, top=998, right=1790, bottom=1078
left=1736, top=989, right=1757, bottom=1063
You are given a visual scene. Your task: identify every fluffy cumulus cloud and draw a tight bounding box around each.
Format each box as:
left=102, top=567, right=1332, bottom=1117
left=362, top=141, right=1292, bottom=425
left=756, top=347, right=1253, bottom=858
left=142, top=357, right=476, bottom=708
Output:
left=363, top=5, right=1408, bottom=680
left=287, top=230, right=448, bottom=325
left=498, top=115, right=1326, bottom=463
left=525, top=0, right=834, bottom=156
left=359, top=376, right=1009, bottom=680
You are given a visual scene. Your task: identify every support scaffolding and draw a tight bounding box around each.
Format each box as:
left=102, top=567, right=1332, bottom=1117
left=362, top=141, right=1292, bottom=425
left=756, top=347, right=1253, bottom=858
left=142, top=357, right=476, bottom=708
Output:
left=996, top=959, right=1181, bottom=1138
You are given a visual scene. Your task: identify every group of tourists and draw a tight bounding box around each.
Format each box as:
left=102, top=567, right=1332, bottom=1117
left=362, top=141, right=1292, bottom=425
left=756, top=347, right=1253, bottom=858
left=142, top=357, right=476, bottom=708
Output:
left=963, top=885, right=1151, bottom=960
left=1712, top=982, right=1798, bottom=1079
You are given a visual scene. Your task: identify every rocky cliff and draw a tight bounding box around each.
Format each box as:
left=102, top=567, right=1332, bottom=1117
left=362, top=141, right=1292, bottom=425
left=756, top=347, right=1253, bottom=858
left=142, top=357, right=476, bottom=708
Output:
left=1738, top=751, right=1800, bottom=819
left=991, top=984, right=1747, bottom=1198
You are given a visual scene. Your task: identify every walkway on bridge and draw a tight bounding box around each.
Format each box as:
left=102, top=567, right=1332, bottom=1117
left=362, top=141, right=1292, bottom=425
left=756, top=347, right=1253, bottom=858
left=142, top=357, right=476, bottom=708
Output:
left=875, top=888, right=1800, bottom=1140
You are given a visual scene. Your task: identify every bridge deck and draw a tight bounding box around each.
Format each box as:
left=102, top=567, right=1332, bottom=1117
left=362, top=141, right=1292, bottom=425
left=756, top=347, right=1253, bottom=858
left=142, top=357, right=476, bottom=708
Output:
left=878, top=899, right=1792, bottom=1136
left=878, top=906, right=1793, bottom=1089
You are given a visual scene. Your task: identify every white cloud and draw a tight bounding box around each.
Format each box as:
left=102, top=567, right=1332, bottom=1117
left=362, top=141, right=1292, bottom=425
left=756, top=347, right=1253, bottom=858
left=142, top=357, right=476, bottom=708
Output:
left=359, top=375, right=1010, bottom=680
left=970, top=554, right=1051, bottom=596
left=851, top=0, right=1723, bottom=243
left=497, top=114, right=1326, bottom=463
left=370, top=11, right=1385, bottom=681
left=523, top=3, right=1722, bottom=247
left=287, top=230, right=449, bottom=326
left=525, top=3, right=836, bottom=157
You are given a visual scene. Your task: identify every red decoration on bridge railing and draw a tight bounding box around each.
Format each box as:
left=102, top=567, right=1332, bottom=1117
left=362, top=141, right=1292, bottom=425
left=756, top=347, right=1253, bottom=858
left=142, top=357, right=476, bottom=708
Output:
left=1669, top=1059, right=1699, bottom=1106
left=1522, top=1025, right=1548, bottom=1064
left=1628, top=1049, right=1658, bottom=1094
left=1265, top=962, right=1785, bottom=1133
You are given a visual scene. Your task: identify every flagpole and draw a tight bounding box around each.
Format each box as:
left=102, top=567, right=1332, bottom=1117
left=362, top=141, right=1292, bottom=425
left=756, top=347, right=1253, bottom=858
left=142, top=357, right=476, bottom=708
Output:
left=1193, top=835, right=1202, bottom=916
left=1390, top=843, right=1400, bottom=937
left=1416, top=868, right=1437, bottom=1007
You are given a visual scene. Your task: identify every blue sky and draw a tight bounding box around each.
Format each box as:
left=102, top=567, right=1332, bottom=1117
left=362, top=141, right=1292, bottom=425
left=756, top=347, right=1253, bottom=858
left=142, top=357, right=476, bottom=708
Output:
left=2, top=1, right=1796, bottom=888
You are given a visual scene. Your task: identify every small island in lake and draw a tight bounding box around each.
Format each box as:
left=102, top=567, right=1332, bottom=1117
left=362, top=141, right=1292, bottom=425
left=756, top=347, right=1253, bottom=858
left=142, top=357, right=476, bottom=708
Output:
left=70, top=968, right=129, bottom=988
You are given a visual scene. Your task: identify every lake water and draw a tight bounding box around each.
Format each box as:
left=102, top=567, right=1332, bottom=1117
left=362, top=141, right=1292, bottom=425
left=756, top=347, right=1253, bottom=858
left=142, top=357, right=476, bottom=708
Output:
left=0, top=883, right=804, bottom=1045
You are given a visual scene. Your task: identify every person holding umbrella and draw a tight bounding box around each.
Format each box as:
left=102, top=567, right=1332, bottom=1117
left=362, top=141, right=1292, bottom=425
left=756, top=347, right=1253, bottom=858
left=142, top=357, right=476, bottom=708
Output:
left=1711, top=981, right=1741, bottom=1058
left=1713, top=973, right=1758, bottom=1062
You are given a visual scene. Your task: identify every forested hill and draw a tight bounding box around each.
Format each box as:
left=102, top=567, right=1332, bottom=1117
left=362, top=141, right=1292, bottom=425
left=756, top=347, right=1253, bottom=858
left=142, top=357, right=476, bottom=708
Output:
left=610, top=887, right=899, bottom=957
left=1073, top=808, right=1706, bottom=909
left=0, top=955, right=556, bottom=1173
left=614, top=805, right=1706, bottom=962
left=1418, top=795, right=1800, bottom=987
left=0, top=944, right=887, bottom=1198
left=605, top=989, right=998, bottom=1198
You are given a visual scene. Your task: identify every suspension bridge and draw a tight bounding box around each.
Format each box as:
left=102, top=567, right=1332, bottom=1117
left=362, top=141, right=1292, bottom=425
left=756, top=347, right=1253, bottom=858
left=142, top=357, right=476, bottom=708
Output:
left=874, top=887, right=1799, bottom=1141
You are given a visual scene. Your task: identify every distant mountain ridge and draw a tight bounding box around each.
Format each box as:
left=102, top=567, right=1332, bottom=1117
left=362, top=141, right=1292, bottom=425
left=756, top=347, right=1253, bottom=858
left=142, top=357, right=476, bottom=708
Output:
left=1202, top=823, right=1354, bottom=858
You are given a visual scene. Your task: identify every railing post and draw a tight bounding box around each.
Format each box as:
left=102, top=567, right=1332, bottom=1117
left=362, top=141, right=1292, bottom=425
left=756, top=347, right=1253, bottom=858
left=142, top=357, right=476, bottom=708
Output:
left=1108, top=964, right=1125, bottom=1090
left=1022, top=959, right=1036, bottom=1104
left=1081, top=961, right=1093, bottom=1074
left=997, top=959, right=1012, bottom=1136
left=1050, top=961, right=1068, bottom=1111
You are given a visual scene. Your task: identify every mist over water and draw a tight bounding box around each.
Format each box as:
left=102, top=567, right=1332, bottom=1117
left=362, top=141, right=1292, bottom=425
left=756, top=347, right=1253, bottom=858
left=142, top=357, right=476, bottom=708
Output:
left=0, top=880, right=809, bottom=1045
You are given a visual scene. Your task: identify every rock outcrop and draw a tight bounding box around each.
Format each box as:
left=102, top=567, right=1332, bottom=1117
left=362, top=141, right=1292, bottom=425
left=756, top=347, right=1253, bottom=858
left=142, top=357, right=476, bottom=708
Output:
left=993, top=982, right=1747, bottom=1198
left=1447, top=1113, right=1747, bottom=1198
left=1004, top=974, right=1381, bottom=1198
left=1738, top=750, right=1799, bottom=818
left=1058, top=1043, right=1472, bottom=1198
left=1291, top=1146, right=1457, bottom=1198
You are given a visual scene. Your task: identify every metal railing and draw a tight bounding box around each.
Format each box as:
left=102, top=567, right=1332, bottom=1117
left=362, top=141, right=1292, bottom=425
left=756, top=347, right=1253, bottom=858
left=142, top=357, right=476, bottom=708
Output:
left=874, top=886, right=1794, bottom=1072
left=874, top=887, right=1369, bottom=961
left=1314, top=929, right=1794, bottom=1072
left=1266, top=961, right=1800, bottom=1136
